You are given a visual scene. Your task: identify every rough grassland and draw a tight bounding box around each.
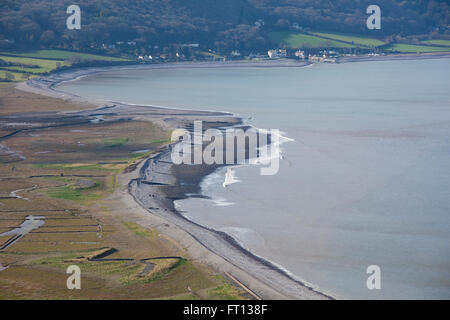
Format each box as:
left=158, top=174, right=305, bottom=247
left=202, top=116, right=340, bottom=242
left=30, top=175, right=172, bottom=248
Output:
left=0, top=55, right=66, bottom=73
left=310, top=32, right=385, bottom=47
left=0, top=84, right=246, bottom=300
left=420, top=40, right=450, bottom=47
left=0, top=70, right=28, bottom=81
left=269, top=31, right=355, bottom=49
left=1, top=50, right=129, bottom=62
left=0, top=83, right=96, bottom=115
left=386, top=43, right=450, bottom=53
left=0, top=50, right=131, bottom=82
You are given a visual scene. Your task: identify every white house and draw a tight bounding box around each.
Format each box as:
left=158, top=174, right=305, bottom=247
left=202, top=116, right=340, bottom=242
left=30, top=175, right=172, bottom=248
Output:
left=295, top=50, right=305, bottom=60
left=268, top=49, right=287, bottom=59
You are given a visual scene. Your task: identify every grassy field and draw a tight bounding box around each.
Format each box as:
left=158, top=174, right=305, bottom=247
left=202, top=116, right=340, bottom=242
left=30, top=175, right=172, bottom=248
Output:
left=386, top=43, right=450, bottom=53
left=1, top=49, right=129, bottom=62
left=310, top=32, right=385, bottom=47
left=269, top=31, right=355, bottom=49
left=0, top=55, right=66, bottom=73
left=0, top=49, right=131, bottom=82
left=45, top=180, right=103, bottom=201
left=0, top=70, right=30, bottom=81
left=268, top=31, right=450, bottom=54
left=420, top=39, right=450, bottom=47
left=103, top=137, right=129, bottom=148
left=0, top=83, right=96, bottom=115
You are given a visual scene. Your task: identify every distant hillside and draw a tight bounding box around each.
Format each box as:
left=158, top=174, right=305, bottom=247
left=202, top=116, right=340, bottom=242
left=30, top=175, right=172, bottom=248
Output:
left=0, top=0, right=448, bottom=53
left=249, top=0, right=449, bottom=35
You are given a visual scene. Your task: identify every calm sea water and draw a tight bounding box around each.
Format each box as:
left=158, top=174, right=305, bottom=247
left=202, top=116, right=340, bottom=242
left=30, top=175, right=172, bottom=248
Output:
left=60, top=59, right=450, bottom=299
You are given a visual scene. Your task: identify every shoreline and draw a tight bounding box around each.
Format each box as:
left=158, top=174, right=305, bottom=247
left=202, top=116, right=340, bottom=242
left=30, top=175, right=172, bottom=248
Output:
left=17, top=58, right=308, bottom=99
left=15, top=53, right=449, bottom=299
left=17, top=51, right=450, bottom=101
left=130, top=147, right=334, bottom=300
left=17, top=58, right=335, bottom=299
left=337, top=51, right=450, bottom=63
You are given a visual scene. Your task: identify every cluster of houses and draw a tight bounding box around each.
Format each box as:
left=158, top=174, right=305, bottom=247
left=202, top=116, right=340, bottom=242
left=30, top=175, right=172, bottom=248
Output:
left=307, top=55, right=336, bottom=63
left=137, top=53, right=180, bottom=61
left=99, top=37, right=344, bottom=64
left=268, top=48, right=338, bottom=63
left=102, top=41, right=138, bottom=49
left=102, top=42, right=202, bottom=62
left=135, top=47, right=340, bottom=63
left=267, top=49, right=287, bottom=59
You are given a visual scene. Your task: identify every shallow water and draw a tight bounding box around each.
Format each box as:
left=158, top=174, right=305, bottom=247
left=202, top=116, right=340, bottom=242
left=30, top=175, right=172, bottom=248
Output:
left=0, top=215, right=45, bottom=250
left=59, top=59, right=450, bottom=299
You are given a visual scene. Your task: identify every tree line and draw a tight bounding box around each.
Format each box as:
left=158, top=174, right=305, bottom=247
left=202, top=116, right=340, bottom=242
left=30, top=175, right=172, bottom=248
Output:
left=0, top=0, right=448, bottom=54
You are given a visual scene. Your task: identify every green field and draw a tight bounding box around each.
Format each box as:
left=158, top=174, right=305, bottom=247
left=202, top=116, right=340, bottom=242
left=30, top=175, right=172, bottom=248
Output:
left=310, top=32, right=385, bottom=47
left=268, top=32, right=355, bottom=49
left=0, top=55, right=66, bottom=73
left=0, top=49, right=132, bottom=81
left=46, top=182, right=102, bottom=201
left=103, top=137, right=129, bottom=148
left=420, top=40, right=450, bottom=47
left=386, top=43, right=450, bottom=53
left=1, top=49, right=129, bottom=62
left=0, top=70, right=31, bottom=81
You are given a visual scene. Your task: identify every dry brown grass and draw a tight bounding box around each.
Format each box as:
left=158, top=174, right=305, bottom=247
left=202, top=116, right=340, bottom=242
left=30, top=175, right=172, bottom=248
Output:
left=0, top=83, right=96, bottom=115
left=0, top=83, right=246, bottom=300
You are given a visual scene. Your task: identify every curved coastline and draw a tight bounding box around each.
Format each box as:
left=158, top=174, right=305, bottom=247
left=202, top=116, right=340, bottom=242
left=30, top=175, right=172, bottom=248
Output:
left=16, top=59, right=337, bottom=300
left=131, top=148, right=336, bottom=300
left=125, top=150, right=335, bottom=300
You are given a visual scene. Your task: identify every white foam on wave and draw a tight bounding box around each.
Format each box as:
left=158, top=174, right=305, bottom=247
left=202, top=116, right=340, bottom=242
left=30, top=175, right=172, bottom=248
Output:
left=271, top=130, right=295, bottom=162
left=218, top=226, right=256, bottom=249
left=189, top=167, right=239, bottom=207
left=212, top=198, right=235, bottom=207
left=174, top=200, right=182, bottom=211
left=223, top=167, right=240, bottom=188
left=247, top=128, right=295, bottom=166
left=200, top=169, right=225, bottom=190
left=174, top=200, right=195, bottom=219
left=190, top=127, right=296, bottom=210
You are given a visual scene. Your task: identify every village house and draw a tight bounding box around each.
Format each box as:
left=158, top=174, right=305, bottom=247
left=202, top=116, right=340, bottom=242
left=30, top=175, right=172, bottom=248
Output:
left=295, top=50, right=305, bottom=60
left=308, top=54, right=336, bottom=63
left=248, top=52, right=266, bottom=59
left=181, top=43, right=200, bottom=48
left=268, top=49, right=287, bottom=59
left=231, top=50, right=241, bottom=57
